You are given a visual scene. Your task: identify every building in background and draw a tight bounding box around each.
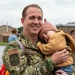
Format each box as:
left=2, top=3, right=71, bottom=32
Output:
left=56, top=22, right=75, bottom=34
left=0, top=25, right=16, bottom=42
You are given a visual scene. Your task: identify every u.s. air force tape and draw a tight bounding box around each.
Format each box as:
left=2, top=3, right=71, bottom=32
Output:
left=8, top=48, right=20, bottom=66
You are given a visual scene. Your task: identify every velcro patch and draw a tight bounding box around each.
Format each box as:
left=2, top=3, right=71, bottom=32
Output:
left=8, top=49, right=20, bottom=66
left=8, top=48, right=19, bottom=55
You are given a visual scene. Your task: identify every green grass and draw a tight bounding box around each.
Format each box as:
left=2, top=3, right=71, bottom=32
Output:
left=0, top=42, right=8, bottom=46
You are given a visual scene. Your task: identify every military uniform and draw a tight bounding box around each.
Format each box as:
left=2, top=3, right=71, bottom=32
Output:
left=2, top=32, right=54, bottom=75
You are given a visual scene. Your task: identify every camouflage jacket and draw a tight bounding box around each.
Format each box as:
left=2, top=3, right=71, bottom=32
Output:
left=2, top=32, right=54, bottom=75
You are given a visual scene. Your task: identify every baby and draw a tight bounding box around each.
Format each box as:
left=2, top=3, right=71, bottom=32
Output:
left=37, top=19, right=75, bottom=74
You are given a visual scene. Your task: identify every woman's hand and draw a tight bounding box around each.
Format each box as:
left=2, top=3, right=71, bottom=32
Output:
left=55, top=70, right=68, bottom=75
left=51, top=49, right=69, bottom=64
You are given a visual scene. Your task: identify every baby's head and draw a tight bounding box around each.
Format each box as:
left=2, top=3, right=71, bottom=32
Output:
left=39, top=19, right=57, bottom=42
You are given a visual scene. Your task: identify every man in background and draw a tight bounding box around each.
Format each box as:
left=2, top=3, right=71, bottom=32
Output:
left=70, top=29, right=75, bottom=63
left=70, top=29, right=75, bottom=40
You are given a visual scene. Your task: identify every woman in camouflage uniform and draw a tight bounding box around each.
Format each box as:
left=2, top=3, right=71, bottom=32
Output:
left=2, top=4, right=69, bottom=75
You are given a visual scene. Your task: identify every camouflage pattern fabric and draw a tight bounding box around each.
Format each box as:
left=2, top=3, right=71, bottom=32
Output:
left=2, top=32, right=54, bottom=75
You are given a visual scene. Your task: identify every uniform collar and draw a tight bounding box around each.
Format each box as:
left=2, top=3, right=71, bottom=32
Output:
left=19, top=32, right=38, bottom=50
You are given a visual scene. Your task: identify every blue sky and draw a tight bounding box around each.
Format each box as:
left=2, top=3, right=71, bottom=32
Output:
left=0, top=0, right=75, bottom=28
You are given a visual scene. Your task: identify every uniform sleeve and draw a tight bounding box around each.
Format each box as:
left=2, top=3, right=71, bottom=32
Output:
left=2, top=43, right=54, bottom=75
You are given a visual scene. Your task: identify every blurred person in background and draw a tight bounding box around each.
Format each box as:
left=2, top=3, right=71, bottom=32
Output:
left=70, top=29, right=75, bottom=40
left=8, top=28, right=18, bottom=43
left=70, top=29, right=75, bottom=64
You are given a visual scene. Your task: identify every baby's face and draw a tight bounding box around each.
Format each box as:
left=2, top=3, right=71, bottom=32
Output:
left=42, top=30, right=55, bottom=42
